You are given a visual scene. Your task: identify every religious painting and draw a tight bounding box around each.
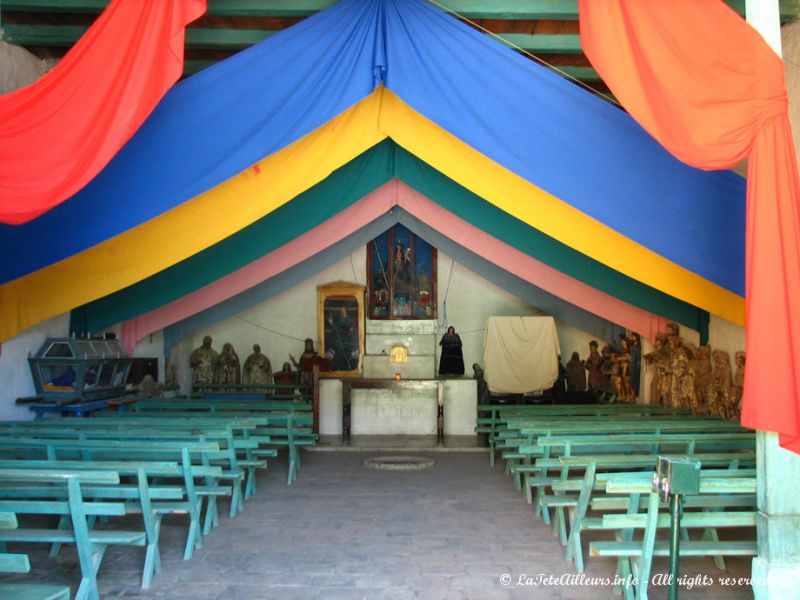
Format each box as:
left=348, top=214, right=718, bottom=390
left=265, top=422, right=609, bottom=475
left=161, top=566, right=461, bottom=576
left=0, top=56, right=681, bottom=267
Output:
left=367, top=224, right=437, bottom=320
left=317, top=282, right=365, bottom=378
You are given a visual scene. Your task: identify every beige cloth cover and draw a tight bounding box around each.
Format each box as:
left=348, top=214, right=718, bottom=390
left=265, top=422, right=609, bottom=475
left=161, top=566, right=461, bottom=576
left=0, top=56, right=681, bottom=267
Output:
left=483, top=316, right=560, bottom=394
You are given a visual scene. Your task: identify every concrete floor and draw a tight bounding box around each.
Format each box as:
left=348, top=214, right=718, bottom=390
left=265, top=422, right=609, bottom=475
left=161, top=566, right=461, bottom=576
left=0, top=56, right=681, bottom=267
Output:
left=3, top=449, right=753, bottom=599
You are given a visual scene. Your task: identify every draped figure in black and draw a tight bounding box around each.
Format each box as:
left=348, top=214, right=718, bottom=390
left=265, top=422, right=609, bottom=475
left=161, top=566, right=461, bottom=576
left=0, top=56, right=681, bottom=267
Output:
left=438, top=326, right=464, bottom=376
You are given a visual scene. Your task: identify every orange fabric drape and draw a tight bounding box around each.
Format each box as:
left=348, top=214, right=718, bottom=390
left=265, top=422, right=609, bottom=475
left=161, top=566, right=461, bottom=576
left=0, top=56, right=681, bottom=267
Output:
left=0, top=0, right=206, bottom=224
left=580, top=0, right=800, bottom=451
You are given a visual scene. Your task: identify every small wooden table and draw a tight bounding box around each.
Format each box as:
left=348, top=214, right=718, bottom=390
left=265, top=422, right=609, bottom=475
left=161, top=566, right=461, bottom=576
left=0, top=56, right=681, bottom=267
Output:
left=341, top=379, right=445, bottom=445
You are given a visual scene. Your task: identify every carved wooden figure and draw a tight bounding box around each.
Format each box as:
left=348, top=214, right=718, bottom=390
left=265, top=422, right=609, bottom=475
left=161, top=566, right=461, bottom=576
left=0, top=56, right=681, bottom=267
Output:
left=692, top=345, right=713, bottom=415
left=216, top=342, right=241, bottom=388
left=732, top=351, right=746, bottom=420
left=709, top=349, right=733, bottom=419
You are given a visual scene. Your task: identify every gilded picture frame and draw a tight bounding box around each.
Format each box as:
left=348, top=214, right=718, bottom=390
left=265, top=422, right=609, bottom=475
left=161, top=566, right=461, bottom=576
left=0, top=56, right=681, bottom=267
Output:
left=317, top=282, right=366, bottom=378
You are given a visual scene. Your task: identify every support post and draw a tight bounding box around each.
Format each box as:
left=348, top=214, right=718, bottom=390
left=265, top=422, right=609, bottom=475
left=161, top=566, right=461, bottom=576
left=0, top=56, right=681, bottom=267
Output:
left=752, top=431, right=800, bottom=599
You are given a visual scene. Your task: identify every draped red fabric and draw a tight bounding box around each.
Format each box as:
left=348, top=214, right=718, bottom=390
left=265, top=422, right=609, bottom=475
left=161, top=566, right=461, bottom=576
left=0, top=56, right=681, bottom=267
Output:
left=580, top=0, right=800, bottom=451
left=0, top=0, right=206, bottom=225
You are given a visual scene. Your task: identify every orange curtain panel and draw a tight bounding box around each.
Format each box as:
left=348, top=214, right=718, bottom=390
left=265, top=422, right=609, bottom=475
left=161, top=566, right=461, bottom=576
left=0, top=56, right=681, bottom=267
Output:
left=580, top=0, right=800, bottom=451
left=0, top=0, right=206, bottom=224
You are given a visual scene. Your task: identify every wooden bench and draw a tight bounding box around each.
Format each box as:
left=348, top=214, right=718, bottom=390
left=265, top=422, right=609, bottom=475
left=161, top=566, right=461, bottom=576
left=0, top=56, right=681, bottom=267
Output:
left=0, top=418, right=270, bottom=501
left=0, top=458, right=194, bottom=588
left=477, top=404, right=693, bottom=464
left=0, top=511, right=72, bottom=600
left=0, top=437, right=228, bottom=558
left=0, top=468, right=146, bottom=600
left=588, top=475, right=757, bottom=600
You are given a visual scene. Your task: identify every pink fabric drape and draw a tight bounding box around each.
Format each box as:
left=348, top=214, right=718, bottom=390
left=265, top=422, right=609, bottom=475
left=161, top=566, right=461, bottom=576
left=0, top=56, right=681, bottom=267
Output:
left=0, top=0, right=206, bottom=224
left=121, top=179, right=668, bottom=351
left=580, top=0, right=800, bottom=450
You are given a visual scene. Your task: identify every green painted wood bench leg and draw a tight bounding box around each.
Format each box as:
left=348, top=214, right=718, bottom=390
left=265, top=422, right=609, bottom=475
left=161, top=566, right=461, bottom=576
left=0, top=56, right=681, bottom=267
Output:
left=631, top=491, right=661, bottom=600
left=287, top=447, right=298, bottom=486
left=48, top=515, right=69, bottom=558
left=180, top=449, right=203, bottom=560
left=136, top=466, right=162, bottom=590
left=68, top=477, right=104, bottom=600
left=184, top=498, right=203, bottom=560
left=700, top=524, right=727, bottom=570
left=565, top=462, right=596, bottom=573
left=245, top=467, right=257, bottom=499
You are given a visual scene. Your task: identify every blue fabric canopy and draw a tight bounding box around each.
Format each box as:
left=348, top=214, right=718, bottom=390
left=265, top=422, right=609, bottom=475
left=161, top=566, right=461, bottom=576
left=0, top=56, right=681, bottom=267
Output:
left=381, top=0, right=745, bottom=294
left=1, top=0, right=745, bottom=298
left=0, top=0, right=380, bottom=283
left=163, top=208, right=624, bottom=353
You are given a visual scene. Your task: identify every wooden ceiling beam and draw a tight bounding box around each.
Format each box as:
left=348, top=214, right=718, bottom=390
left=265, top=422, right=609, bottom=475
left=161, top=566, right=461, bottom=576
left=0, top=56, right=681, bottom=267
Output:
left=2, top=0, right=795, bottom=20
left=1, top=24, right=583, bottom=53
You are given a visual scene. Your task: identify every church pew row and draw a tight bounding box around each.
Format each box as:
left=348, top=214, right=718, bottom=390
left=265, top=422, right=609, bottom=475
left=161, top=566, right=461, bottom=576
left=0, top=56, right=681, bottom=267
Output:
left=478, top=408, right=757, bottom=585
left=118, top=407, right=316, bottom=485
left=0, top=438, right=228, bottom=556
left=0, top=419, right=270, bottom=500
left=477, top=403, right=695, bottom=464
left=551, top=457, right=755, bottom=573
left=0, top=510, right=71, bottom=600
left=488, top=404, right=738, bottom=464
left=589, top=474, right=757, bottom=600
left=1, top=407, right=309, bottom=486
left=0, top=408, right=314, bottom=595
left=0, top=468, right=147, bottom=600
left=498, top=417, right=749, bottom=487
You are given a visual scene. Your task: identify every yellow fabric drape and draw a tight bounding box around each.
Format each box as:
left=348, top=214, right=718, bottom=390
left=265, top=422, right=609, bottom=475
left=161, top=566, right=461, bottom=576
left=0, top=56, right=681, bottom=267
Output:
left=0, top=87, right=745, bottom=343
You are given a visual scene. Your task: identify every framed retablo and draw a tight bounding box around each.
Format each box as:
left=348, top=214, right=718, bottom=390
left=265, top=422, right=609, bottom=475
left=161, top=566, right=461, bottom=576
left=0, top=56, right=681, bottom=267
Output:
left=317, top=282, right=366, bottom=378
left=367, top=224, right=437, bottom=319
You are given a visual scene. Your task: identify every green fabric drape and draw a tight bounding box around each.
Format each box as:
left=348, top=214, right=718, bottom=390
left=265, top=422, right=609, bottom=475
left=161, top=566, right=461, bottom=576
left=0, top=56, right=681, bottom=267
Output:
left=71, top=140, right=709, bottom=341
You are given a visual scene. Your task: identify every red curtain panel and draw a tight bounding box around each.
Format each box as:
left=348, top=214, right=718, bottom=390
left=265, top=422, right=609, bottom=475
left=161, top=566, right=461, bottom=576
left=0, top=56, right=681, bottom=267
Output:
left=0, top=0, right=206, bottom=224
left=580, top=0, right=800, bottom=451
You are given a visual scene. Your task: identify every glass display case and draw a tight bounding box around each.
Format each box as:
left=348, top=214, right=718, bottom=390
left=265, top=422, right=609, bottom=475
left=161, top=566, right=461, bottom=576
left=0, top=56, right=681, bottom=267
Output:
left=28, top=337, right=133, bottom=404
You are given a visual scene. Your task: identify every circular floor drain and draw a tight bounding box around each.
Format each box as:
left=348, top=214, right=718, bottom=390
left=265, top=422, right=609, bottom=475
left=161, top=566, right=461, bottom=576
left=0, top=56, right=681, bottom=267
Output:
left=363, top=455, right=436, bottom=470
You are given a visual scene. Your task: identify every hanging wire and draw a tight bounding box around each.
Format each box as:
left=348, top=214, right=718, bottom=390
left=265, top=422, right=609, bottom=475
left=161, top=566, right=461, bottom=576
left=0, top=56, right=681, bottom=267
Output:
left=438, top=257, right=456, bottom=332
left=235, top=315, right=308, bottom=343
left=373, top=240, right=391, bottom=290
left=425, top=0, right=620, bottom=107
left=349, top=252, right=361, bottom=284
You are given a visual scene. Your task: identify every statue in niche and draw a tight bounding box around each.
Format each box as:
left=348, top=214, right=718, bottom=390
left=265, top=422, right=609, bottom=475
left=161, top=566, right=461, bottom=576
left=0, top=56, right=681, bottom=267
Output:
left=692, top=345, right=713, bottom=414
left=585, top=340, right=605, bottom=392
left=643, top=334, right=669, bottom=406
left=438, top=326, right=464, bottom=377
left=732, top=351, right=746, bottom=419
left=709, top=349, right=733, bottom=419
left=566, top=351, right=587, bottom=392
left=189, top=335, right=219, bottom=388
left=243, top=344, right=272, bottom=386
left=215, top=343, right=241, bottom=388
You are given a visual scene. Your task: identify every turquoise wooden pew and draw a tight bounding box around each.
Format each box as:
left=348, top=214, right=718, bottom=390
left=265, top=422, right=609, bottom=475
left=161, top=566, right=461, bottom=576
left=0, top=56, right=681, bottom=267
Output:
left=0, top=511, right=72, bottom=600
left=588, top=475, right=757, bottom=600
left=0, top=469, right=145, bottom=600
left=0, top=459, right=193, bottom=588
left=0, top=438, right=226, bottom=557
